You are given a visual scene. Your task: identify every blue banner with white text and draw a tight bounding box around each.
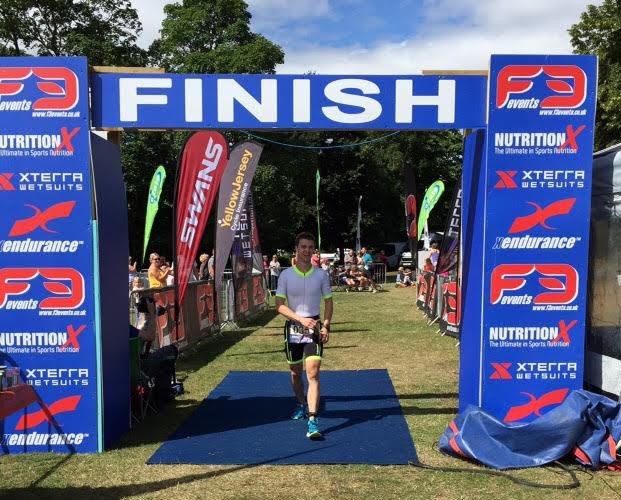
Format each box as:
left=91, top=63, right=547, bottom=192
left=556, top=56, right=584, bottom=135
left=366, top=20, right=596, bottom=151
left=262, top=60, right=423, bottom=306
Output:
left=0, top=57, right=98, bottom=453
left=90, top=73, right=487, bottom=130
left=479, top=55, right=597, bottom=422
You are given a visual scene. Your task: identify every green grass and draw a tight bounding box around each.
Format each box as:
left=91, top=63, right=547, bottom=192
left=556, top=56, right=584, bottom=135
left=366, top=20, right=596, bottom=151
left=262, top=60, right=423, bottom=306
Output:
left=2, top=287, right=621, bottom=499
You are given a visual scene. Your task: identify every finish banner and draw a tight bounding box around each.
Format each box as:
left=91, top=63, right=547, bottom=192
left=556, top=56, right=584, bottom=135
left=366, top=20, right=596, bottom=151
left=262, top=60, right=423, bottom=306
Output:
left=479, top=55, right=597, bottom=422
left=436, top=176, right=462, bottom=274
left=403, top=167, right=418, bottom=266
left=417, top=180, right=444, bottom=239
left=214, top=141, right=263, bottom=293
left=174, top=131, right=228, bottom=309
left=142, top=165, right=166, bottom=264
left=0, top=57, right=98, bottom=453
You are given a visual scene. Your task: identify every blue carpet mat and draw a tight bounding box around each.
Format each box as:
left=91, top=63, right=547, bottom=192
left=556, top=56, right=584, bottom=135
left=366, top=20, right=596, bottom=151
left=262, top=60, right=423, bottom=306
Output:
left=147, top=369, right=417, bottom=465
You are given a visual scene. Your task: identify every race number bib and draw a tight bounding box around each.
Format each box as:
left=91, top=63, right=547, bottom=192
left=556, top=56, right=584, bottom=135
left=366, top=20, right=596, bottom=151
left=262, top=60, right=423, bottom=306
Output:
left=287, top=321, right=317, bottom=344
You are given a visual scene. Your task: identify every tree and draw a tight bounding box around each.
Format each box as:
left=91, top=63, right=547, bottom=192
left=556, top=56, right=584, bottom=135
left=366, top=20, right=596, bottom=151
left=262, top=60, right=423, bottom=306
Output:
left=569, top=0, right=621, bottom=149
left=151, top=0, right=284, bottom=73
left=0, top=0, right=146, bottom=65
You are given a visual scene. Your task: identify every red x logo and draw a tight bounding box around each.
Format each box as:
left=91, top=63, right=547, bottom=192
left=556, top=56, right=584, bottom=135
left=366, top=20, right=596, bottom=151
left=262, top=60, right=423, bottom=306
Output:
left=0, top=173, right=15, bottom=191
left=60, top=324, right=86, bottom=350
left=490, top=362, right=512, bottom=379
left=559, top=125, right=586, bottom=150
left=551, top=319, right=578, bottom=344
left=15, top=395, right=81, bottom=430
left=9, top=201, right=76, bottom=237
left=508, top=198, right=576, bottom=234
left=54, top=127, right=80, bottom=153
left=494, top=171, right=517, bottom=189
left=503, top=388, right=569, bottom=422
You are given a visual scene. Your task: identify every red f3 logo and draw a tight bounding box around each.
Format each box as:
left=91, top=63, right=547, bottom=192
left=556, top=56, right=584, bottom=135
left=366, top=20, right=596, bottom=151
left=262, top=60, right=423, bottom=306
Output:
left=497, top=65, right=587, bottom=109
left=490, top=263, right=578, bottom=305
left=0, top=67, right=79, bottom=110
left=551, top=319, right=578, bottom=344
left=503, top=388, right=569, bottom=422
left=0, top=267, right=84, bottom=309
left=9, top=201, right=76, bottom=236
left=490, top=363, right=512, bottom=380
left=508, top=198, right=576, bottom=234
left=494, top=171, right=517, bottom=189
left=0, top=173, right=15, bottom=191
left=15, top=395, right=81, bottom=430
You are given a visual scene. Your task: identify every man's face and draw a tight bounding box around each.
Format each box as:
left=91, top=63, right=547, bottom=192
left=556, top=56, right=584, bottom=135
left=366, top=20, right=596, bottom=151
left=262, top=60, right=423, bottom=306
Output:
left=296, top=238, right=315, bottom=263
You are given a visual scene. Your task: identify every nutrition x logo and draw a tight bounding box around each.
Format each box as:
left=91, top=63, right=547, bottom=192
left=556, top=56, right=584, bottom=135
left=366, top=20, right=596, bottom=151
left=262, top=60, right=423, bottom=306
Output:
left=60, top=324, right=86, bottom=351
left=551, top=319, right=578, bottom=344
left=54, top=127, right=80, bottom=153
left=494, top=171, right=517, bottom=189
left=559, top=124, right=586, bottom=150
left=508, top=198, right=576, bottom=234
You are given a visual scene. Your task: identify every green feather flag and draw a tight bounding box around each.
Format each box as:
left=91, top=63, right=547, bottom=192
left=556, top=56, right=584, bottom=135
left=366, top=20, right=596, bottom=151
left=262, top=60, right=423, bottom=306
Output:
left=417, top=180, right=445, bottom=239
left=316, top=169, right=321, bottom=250
left=142, top=165, right=167, bottom=264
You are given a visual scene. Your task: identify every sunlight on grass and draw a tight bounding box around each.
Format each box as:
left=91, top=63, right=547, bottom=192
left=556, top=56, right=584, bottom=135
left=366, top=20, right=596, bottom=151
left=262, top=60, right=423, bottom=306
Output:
left=1, top=286, right=619, bottom=499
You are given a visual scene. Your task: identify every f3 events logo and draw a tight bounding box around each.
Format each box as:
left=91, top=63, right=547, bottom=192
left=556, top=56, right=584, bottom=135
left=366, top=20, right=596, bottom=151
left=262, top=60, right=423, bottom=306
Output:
left=9, top=201, right=76, bottom=236
left=0, top=267, right=84, bottom=310
left=503, top=388, right=569, bottom=422
left=490, top=263, right=578, bottom=309
left=496, top=65, right=586, bottom=110
left=0, top=67, right=79, bottom=111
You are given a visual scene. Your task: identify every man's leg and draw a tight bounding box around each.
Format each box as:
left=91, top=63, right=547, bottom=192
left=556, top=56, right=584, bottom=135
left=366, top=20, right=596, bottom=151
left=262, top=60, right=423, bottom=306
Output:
left=289, top=361, right=305, bottom=405
left=305, top=358, right=321, bottom=415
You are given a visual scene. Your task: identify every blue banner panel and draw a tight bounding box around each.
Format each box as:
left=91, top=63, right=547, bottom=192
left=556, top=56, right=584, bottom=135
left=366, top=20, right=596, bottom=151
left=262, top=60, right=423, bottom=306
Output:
left=90, top=74, right=487, bottom=130
left=480, top=55, right=597, bottom=422
left=0, top=57, right=98, bottom=453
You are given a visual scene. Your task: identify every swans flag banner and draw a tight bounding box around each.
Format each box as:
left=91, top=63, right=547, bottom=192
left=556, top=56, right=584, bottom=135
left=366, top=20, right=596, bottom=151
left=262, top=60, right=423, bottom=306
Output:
left=174, top=132, right=228, bottom=308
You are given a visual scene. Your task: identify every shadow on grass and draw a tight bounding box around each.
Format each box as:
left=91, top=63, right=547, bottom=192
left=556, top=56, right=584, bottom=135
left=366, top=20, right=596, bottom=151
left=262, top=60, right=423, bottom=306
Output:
left=113, top=309, right=279, bottom=450
left=10, top=447, right=329, bottom=500
left=226, top=345, right=359, bottom=356
left=400, top=406, right=458, bottom=416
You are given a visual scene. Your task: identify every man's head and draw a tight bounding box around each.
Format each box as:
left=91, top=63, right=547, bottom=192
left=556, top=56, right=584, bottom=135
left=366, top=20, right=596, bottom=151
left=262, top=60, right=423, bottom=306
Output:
left=361, top=247, right=367, bottom=254
left=294, top=232, right=316, bottom=264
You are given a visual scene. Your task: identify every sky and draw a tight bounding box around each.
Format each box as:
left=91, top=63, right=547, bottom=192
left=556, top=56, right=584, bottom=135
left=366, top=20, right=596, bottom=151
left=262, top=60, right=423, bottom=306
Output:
left=131, top=0, right=600, bottom=74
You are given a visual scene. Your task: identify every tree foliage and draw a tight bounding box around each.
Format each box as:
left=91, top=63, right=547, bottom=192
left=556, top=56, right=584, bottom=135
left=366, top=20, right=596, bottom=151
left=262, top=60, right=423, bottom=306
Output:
left=570, top=0, right=621, bottom=149
left=0, top=0, right=146, bottom=65
left=150, top=0, right=284, bottom=73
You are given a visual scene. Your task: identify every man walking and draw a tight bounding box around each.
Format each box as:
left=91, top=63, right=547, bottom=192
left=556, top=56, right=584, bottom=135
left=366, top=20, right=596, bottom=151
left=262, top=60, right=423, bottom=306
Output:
left=275, top=232, right=333, bottom=439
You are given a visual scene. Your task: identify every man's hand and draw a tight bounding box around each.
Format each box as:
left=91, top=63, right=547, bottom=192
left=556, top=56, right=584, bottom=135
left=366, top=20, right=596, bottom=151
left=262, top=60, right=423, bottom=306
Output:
left=320, top=326, right=330, bottom=344
left=298, top=317, right=316, bottom=330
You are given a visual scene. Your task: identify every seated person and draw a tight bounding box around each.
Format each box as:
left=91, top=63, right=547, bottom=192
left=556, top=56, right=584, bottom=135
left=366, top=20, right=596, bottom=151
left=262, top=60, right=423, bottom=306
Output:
left=422, top=258, right=434, bottom=273
left=395, top=267, right=406, bottom=288
left=403, top=268, right=413, bottom=287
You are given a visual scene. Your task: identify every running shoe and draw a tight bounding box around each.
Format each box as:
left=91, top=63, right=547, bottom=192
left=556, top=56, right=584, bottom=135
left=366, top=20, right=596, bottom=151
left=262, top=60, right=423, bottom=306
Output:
left=291, top=404, right=307, bottom=420
left=306, top=418, right=322, bottom=439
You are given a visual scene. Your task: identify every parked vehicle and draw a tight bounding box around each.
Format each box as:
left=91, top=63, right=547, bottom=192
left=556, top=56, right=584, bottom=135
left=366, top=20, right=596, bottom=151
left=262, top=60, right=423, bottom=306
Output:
left=380, top=242, right=409, bottom=269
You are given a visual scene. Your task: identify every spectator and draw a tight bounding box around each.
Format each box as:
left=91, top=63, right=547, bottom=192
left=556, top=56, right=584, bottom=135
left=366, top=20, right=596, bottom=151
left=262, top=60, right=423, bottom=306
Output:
left=429, top=241, right=440, bottom=269
left=199, top=253, right=210, bottom=280
left=361, top=247, right=380, bottom=293
left=423, top=257, right=434, bottom=273
left=269, top=255, right=281, bottom=290
left=208, top=251, right=215, bottom=280
left=148, top=253, right=170, bottom=288
left=129, top=256, right=137, bottom=273
left=357, top=250, right=364, bottom=266
left=344, top=249, right=355, bottom=269
left=291, top=252, right=297, bottom=267
left=263, top=255, right=270, bottom=280
left=395, top=266, right=406, bottom=288
left=403, top=268, right=413, bottom=287
left=378, top=250, right=389, bottom=267
left=311, top=249, right=321, bottom=267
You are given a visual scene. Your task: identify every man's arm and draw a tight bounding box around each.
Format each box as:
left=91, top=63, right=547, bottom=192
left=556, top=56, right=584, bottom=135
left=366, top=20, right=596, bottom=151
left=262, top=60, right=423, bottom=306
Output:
left=275, top=298, right=317, bottom=329
left=321, top=298, right=333, bottom=344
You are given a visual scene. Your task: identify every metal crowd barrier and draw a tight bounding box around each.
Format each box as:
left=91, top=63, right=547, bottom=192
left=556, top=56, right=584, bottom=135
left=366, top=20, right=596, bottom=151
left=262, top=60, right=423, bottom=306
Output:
left=371, top=263, right=387, bottom=286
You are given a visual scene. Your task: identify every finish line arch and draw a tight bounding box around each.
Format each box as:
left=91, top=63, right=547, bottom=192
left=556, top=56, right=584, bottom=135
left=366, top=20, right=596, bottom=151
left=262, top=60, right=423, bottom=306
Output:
left=0, top=54, right=597, bottom=452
